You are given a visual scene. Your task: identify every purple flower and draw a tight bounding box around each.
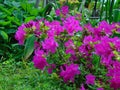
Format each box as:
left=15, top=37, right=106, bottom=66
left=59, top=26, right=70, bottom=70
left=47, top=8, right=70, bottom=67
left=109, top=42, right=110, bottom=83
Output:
left=64, top=39, right=74, bottom=48
left=47, top=64, right=56, bottom=74
left=84, top=23, right=94, bottom=33
left=60, top=64, right=80, bottom=82
left=80, top=84, right=85, bottom=90
left=94, top=37, right=112, bottom=57
left=34, top=21, right=42, bottom=37
left=110, top=76, right=120, bottom=90
left=86, top=74, right=96, bottom=85
left=97, top=87, right=104, bottom=90
left=101, top=54, right=113, bottom=66
left=42, top=37, right=58, bottom=53
left=34, top=41, right=40, bottom=49
left=55, top=9, right=60, bottom=16
left=15, top=24, right=26, bottom=45
left=98, top=20, right=114, bottom=35
left=61, top=6, right=69, bottom=15
left=63, top=16, right=82, bottom=36
left=79, top=44, right=92, bottom=56
left=65, top=48, right=75, bottom=55
left=32, top=49, right=48, bottom=70
left=69, top=55, right=77, bottom=61
left=83, top=35, right=97, bottom=44
left=47, top=21, right=64, bottom=37
left=107, top=61, right=120, bottom=89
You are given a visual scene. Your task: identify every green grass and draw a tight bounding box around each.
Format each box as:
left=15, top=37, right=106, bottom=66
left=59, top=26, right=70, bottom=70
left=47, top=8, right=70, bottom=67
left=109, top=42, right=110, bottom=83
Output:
left=0, top=60, right=74, bottom=90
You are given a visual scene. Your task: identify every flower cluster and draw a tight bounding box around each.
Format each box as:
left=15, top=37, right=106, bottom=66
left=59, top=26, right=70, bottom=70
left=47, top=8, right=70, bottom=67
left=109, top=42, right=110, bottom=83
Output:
left=55, top=5, right=69, bottom=18
left=15, top=5, right=120, bottom=90
left=60, top=64, right=80, bottom=82
left=32, top=49, right=48, bottom=70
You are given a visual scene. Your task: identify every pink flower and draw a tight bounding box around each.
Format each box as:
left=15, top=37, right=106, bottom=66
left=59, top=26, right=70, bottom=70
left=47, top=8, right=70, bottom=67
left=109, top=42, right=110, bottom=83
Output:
left=98, top=20, right=114, bottom=35
left=32, top=49, right=48, bottom=70
left=60, top=64, right=80, bottom=82
left=34, top=41, right=40, bottom=49
left=47, top=64, right=56, bottom=74
left=83, top=35, right=97, bottom=44
left=15, top=24, right=26, bottom=45
left=65, top=48, right=75, bottom=55
left=110, top=76, right=120, bottom=90
left=64, top=39, right=74, bottom=48
left=107, top=61, right=120, bottom=89
left=86, top=74, right=96, bottom=85
left=42, top=37, right=58, bottom=53
left=61, top=6, right=69, bottom=15
left=63, top=16, right=82, bottom=36
left=69, top=55, right=77, bottom=61
left=64, top=39, right=75, bottom=55
left=97, top=87, right=104, bottom=90
left=94, top=36, right=112, bottom=57
left=55, top=9, right=60, bottom=16
left=47, top=20, right=64, bottom=37
left=80, top=84, right=85, bottom=90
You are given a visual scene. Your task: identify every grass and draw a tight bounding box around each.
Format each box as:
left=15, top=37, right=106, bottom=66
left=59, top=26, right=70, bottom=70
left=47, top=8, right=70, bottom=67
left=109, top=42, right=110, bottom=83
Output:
left=0, top=59, right=74, bottom=90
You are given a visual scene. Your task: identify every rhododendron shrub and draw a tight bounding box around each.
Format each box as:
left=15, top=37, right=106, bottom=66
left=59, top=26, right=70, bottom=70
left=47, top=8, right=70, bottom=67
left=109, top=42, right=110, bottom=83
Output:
left=15, top=5, right=120, bottom=90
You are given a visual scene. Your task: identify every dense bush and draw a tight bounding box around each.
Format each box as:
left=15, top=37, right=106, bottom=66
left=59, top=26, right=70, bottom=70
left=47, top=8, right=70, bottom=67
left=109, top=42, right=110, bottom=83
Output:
left=15, top=5, right=120, bottom=90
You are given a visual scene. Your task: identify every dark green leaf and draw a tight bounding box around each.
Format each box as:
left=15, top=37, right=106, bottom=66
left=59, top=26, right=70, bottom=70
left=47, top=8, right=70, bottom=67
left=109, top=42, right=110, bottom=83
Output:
left=0, top=30, right=8, bottom=42
left=23, top=35, right=36, bottom=60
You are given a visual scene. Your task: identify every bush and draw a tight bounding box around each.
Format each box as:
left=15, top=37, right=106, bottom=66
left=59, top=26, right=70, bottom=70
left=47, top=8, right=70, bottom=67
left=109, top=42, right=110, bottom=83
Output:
left=15, top=5, right=120, bottom=90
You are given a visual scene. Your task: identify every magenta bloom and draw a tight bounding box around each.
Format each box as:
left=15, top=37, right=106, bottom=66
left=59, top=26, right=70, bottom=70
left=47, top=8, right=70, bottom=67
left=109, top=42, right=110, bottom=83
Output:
left=86, top=74, right=96, bottom=85
left=63, top=16, right=82, bottom=36
left=32, top=49, right=48, bottom=70
left=83, top=35, right=97, bottom=44
left=97, top=87, right=104, bottom=90
left=42, top=37, right=58, bottom=53
left=65, top=48, right=75, bottom=55
left=60, top=64, right=80, bottom=82
left=98, top=20, right=114, bottom=35
left=79, top=44, right=92, bottom=56
left=15, top=24, right=26, bottom=45
left=47, top=64, right=56, bottom=74
left=34, top=41, right=40, bottom=49
left=94, top=36, right=112, bottom=57
left=46, top=20, right=64, bottom=37
left=80, top=84, right=85, bottom=90
left=55, top=9, right=60, bottom=16
left=61, top=6, right=69, bottom=15
left=64, top=39, right=74, bottom=48
left=107, top=61, right=120, bottom=89
left=110, top=76, right=120, bottom=90
left=69, top=55, right=77, bottom=61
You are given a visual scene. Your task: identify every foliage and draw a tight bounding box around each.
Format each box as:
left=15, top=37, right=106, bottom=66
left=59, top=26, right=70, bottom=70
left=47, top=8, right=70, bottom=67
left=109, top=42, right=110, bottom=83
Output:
left=0, top=61, right=75, bottom=90
left=0, top=0, right=120, bottom=90
left=15, top=3, right=120, bottom=90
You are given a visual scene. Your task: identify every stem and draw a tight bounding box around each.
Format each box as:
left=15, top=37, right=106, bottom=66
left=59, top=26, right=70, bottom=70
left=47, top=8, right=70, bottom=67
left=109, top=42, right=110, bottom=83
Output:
left=105, top=0, right=108, bottom=21
left=92, top=0, right=98, bottom=17
left=100, top=0, right=105, bottom=21
left=35, top=0, right=40, bottom=8
left=79, top=0, right=86, bottom=12
left=44, top=0, right=46, bottom=8
left=109, top=0, right=114, bottom=23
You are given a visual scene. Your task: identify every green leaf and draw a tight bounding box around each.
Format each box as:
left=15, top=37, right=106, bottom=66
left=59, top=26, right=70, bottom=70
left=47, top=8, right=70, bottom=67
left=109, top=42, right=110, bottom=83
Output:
left=0, top=30, right=8, bottom=42
left=92, top=54, right=100, bottom=68
left=45, top=15, right=53, bottom=21
left=0, top=5, right=11, bottom=15
left=0, top=20, right=11, bottom=26
left=25, top=16, right=36, bottom=23
left=23, top=35, right=36, bottom=60
left=30, top=9, right=39, bottom=16
left=113, top=9, right=120, bottom=22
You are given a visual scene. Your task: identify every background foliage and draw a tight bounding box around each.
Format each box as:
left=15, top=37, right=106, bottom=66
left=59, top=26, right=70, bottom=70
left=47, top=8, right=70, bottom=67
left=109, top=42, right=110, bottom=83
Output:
left=0, top=0, right=120, bottom=90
